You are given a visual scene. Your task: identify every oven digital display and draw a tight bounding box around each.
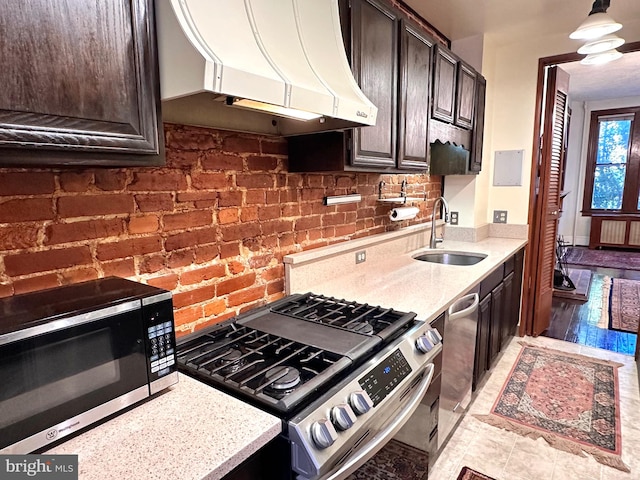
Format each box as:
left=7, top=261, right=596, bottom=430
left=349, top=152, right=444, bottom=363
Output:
left=358, top=349, right=412, bottom=407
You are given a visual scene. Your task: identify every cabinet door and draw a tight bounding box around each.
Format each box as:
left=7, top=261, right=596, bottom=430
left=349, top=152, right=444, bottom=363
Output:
left=454, top=62, right=476, bottom=129
left=469, top=75, right=486, bottom=173
left=474, top=293, right=491, bottom=391
left=501, top=272, right=516, bottom=347
left=350, top=0, right=398, bottom=168
left=397, top=21, right=433, bottom=171
left=432, top=46, right=457, bottom=123
left=489, top=282, right=504, bottom=364
left=0, top=0, right=163, bottom=166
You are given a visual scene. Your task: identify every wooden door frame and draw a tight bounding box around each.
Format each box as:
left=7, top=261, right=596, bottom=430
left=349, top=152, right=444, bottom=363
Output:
left=520, top=41, right=640, bottom=337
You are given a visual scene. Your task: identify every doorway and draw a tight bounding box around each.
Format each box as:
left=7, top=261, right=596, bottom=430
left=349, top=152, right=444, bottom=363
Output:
left=522, top=42, right=640, bottom=350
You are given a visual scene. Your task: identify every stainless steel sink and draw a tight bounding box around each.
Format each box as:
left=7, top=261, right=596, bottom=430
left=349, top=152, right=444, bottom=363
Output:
left=412, top=251, right=487, bottom=266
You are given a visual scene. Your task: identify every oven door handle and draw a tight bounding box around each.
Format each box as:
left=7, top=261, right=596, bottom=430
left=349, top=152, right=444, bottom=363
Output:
left=321, top=362, right=435, bottom=480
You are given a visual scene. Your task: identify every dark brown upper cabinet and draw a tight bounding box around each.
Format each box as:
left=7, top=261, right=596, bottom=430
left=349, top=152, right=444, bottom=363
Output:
left=288, top=0, right=433, bottom=173
left=455, top=62, right=476, bottom=129
left=432, top=45, right=457, bottom=124
left=469, top=75, right=487, bottom=173
left=0, top=0, right=164, bottom=167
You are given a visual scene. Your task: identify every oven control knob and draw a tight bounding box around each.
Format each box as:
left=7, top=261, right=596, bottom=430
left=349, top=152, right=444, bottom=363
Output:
left=416, top=335, right=434, bottom=353
left=349, top=390, right=374, bottom=416
left=426, top=329, right=442, bottom=345
left=310, top=418, right=338, bottom=449
left=331, top=404, right=357, bottom=431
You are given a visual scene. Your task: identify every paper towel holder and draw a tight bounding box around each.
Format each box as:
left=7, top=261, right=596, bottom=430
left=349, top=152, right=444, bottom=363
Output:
left=323, top=193, right=362, bottom=206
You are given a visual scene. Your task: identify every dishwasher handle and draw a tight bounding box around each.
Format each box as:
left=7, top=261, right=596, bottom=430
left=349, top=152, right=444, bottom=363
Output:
left=448, top=293, right=479, bottom=321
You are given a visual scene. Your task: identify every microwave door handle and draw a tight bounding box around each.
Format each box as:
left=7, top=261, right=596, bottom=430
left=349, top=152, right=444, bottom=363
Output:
left=321, top=363, right=435, bottom=480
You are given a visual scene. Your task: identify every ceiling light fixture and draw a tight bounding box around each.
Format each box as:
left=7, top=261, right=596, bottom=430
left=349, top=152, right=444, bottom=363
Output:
left=580, top=48, right=623, bottom=65
left=570, top=0, right=622, bottom=40
left=577, top=34, right=625, bottom=54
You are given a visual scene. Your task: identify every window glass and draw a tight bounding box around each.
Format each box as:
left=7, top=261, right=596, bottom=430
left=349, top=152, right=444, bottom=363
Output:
left=590, top=118, right=631, bottom=210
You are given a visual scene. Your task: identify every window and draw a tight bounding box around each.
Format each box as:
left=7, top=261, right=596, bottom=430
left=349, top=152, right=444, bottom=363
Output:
left=583, top=107, right=640, bottom=215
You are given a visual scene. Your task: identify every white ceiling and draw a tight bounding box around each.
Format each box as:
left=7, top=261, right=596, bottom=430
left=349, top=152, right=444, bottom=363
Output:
left=404, top=0, right=640, bottom=101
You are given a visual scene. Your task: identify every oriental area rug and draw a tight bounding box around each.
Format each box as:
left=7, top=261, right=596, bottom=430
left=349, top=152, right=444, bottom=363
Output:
left=599, top=276, right=640, bottom=334
left=457, top=466, right=496, bottom=480
left=565, top=247, right=640, bottom=271
left=347, top=439, right=428, bottom=480
left=474, top=343, right=629, bottom=472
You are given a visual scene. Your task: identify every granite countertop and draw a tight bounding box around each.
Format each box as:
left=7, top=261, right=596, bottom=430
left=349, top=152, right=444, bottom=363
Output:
left=45, top=374, right=281, bottom=480
left=286, top=236, right=527, bottom=323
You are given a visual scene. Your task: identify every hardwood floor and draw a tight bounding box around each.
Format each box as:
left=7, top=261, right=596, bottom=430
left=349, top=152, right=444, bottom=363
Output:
left=542, top=265, right=639, bottom=355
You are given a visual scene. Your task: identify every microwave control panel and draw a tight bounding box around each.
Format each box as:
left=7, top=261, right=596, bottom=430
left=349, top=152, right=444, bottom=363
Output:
left=143, top=296, right=177, bottom=380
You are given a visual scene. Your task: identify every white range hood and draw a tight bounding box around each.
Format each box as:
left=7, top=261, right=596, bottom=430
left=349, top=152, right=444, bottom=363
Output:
left=155, top=0, right=378, bottom=136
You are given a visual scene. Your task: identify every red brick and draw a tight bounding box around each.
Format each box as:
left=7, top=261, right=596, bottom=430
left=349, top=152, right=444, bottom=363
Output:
left=174, top=305, right=203, bottom=334
left=220, top=223, right=261, bottom=242
left=0, top=198, right=54, bottom=222
left=240, top=206, right=258, bottom=222
left=165, top=227, right=217, bottom=251
left=102, top=258, right=136, bottom=278
left=218, top=191, right=243, bottom=207
left=0, top=283, right=14, bottom=298
left=245, top=190, right=265, bottom=204
left=335, top=176, right=356, bottom=188
left=192, top=311, right=236, bottom=332
left=128, top=215, right=159, bottom=234
left=281, top=189, right=299, bottom=203
left=335, top=224, right=357, bottom=237
left=279, top=232, right=295, bottom=248
left=219, top=243, right=240, bottom=259
left=146, top=273, right=179, bottom=291
left=181, top=264, right=226, bottom=285
left=275, top=174, right=287, bottom=188
left=195, top=244, right=219, bottom=263
left=301, top=188, right=325, bottom=201
left=261, top=140, right=287, bottom=155
left=228, top=285, right=265, bottom=307
left=203, top=299, right=226, bottom=317
left=166, top=125, right=219, bottom=150
left=135, top=193, right=174, bottom=212
left=139, top=255, right=166, bottom=274
left=247, top=155, right=278, bottom=171
left=259, top=205, right=281, bottom=221
left=166, top=150, right=200, bottom=169
left=263, top=220, right=294, bottom=235
left=0, top=172, right=55, bottom=196
left=263, top=235, right=278, bottom=249
left=168, top=250, right=195, bottom=268
left=58, top=194, right=134, bottom=218
left=239, top=300, right=267, bottom=314
left=163, top=210, right=212, bottom=231
left=95, top=170, right=127, bottom=191
left=295, top=216, right=321, bottom=230
left=323, top=213, right=346, bottom=226
left=236, top=173, right=273, bottom=189
left=202, top=153, right=244, bottom=171
left=222, top=135, right=260, bottom=154
left=218, top=208, right=239, bottom=224
left=13, top=274, right=60, bottom=294
left=173, top=285, right=216, bottom=309
left=59, top=172, right=93, bottom=192
left=264, top=190, right=279, bottom=204
left=46, top=219, right=123, bottom=245
left=96, top=236, right=162, bottom=261
left=4, top=247, right=92, bottom=276
left=176, top=192, right=218, bottom=203
left=0, top=225, right=40, bottom=250
left=129, top=172, right=187, bottom=191
left=262, top=265, right=284, bottom=281
left=282, top=204, right=300, bottom=217
left=61, top=267, right=99, bottom=284
left=217, top=272, right=256, bottom=296
left=266, top=279, right=285, bottom=295
left=248, top=254, right=273, bottom=269
left=323, top=227, right=336, bottom=238
left=192, top=173, right=229, bottom=190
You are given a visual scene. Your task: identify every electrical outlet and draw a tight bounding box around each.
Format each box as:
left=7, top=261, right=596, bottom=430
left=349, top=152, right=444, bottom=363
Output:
left=493, top=210, right=508, bottom=224
left=355, top=250, right=367, bottom=264
left=450, top=211, right=459, bottom=225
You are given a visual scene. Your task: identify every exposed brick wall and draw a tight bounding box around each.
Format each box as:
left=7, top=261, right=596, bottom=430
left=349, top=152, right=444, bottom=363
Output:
left=0, top=124, right=442, bottom=335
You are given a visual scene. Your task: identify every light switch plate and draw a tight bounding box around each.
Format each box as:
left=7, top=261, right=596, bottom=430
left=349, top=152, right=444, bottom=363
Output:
left=493, top=210, right=508, bottom=223
left=450, top=212, right=459, bottom=225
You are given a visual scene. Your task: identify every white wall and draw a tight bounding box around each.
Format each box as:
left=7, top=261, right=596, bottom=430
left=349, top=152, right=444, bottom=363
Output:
left=558, top=96, right=640, bottom=245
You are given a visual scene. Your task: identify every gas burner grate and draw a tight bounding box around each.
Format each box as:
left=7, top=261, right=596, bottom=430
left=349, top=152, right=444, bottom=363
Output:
left=270, top=293, right=411, bottom=337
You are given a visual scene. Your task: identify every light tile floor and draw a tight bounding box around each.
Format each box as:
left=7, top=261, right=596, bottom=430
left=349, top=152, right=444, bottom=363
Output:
left=428, top=336, right=640, bottom=480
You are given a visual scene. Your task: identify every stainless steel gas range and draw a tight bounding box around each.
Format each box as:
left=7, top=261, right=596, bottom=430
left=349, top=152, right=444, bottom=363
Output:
left=177, top=293, right=442, bottom=479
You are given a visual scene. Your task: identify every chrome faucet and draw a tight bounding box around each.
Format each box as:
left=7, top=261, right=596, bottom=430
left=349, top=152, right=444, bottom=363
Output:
left=429, top=196, right=450, bottom=248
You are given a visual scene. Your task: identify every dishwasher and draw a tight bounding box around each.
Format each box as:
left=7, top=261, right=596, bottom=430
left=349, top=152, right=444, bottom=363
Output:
left=437, top=288, right=480, bottom=450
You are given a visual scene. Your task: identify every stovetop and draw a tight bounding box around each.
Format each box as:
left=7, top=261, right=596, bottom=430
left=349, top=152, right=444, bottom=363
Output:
left=176, top=293, right=418, bottom=415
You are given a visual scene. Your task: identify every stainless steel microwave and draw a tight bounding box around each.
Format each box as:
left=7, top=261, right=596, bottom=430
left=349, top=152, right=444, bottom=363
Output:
left=0, top=277, right=179, bottom=454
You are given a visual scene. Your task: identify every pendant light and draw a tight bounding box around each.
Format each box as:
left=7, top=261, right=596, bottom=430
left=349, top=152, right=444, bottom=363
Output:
left=570, top=0, right=622, bottom=40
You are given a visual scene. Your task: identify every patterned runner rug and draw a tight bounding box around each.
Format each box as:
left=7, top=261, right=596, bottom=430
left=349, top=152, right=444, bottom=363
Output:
left=346, top=439, right=428, bottom=480
left=474, top=343, right=629, bottom=472
left=599, top=276, right=640, bottom=333
left=564, top=247, right=640, bottom=270
left=457, top=466, right=496, bottom=480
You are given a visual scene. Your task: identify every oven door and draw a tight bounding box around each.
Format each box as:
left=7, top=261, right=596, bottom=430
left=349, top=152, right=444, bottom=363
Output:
left=0, top=300, right=150, bottom=454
